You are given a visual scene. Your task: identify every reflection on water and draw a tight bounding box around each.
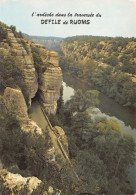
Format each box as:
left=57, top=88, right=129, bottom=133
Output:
left=63, top=82, right=74, bottom=102
left=62, top=73, right=136, bottom=192
left=63, top=73, right=136, bottom=130
left=99, top=93, right=136, bottom=129
left=62, top=80, right=136, bottom=136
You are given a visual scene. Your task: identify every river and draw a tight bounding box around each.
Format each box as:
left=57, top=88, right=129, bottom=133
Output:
left=62, top=73, right=136, bottom=192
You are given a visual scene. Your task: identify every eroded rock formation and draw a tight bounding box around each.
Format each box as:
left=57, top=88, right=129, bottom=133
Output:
left=2, top=87, right=55, bottom=163
left=3, top=87, right=28, bottom=120
left=39, top=63, right=63, bottom=114
left=0, top=27, right=62, bottom=114
left=31, top=43, right=63, bottom=114
left=0, top=169, right=42, bottom=193
left=0, top=169, right=61, bottom=194
left=0, top=24, right=66, bottom=193
left=7, top=29, right=38, bottom=106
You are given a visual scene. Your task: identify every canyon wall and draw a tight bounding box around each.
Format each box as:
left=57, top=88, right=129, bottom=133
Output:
left=0, top=24, right=64, bottom=193
left=0, top=27, right=62, bottom=114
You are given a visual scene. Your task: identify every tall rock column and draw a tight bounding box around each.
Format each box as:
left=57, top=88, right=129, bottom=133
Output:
left=39, top=51, right=63, bottom=114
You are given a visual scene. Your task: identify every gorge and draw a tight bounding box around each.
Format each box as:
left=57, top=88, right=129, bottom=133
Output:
left=59, top=36, right=136, bottom=193
left=0, top=22, right=136, bottom=194
left=0, top=22, right=73, bottom=194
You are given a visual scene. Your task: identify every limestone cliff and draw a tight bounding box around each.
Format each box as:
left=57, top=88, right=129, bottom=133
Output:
left=0, top=169, right=42, bottom=194
left=0, top=87, right=65, bottom=194
left=0, top=86, right=59, bottom=192
left=0, top=23, right=64, bottom=166
left=39, top=53, right=62, bottom=114
left=31, top=43, right=63, bottom=114
left=2, top=87, right=55, bottom=162
left=0, top=29, right=38, bottom=106
left=0, top=22, right=68, bottom=194
left=3, top=87, right=28, bottom=120
left=0, top=169, right=61, bottom=194
left=0, top=23, right=62, bottom=114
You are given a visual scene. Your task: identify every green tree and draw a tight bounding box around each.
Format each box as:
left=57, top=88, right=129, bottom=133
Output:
left=83, top=59, right=97, bottom=80
left=65, top=89, right=99, bottom=113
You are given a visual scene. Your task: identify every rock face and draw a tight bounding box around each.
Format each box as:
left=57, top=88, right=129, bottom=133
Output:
left=0, top=169, right=61, bottom=194
left=3, top=87, right=43, bottom=134
left=34, top=45, right=63, bottom=114
left=0, top=169, right=41, bottom=193
left=3, top=86, right=55, bottom=162
left=3, top=87, right=28, bottom=120
left=0, top=26, right=62, bottom=114
left=3, top=29, right=38, bottom=106
left=0, top=24, right=67, bottom=193
left=39, top=65, right=62, bottom=114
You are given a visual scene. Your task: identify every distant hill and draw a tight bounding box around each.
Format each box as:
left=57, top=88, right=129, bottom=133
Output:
left=23, top=34, right=63, bottom=52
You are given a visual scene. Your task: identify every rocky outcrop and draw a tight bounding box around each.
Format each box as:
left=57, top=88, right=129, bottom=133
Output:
left=0, top=169, right=61, bottom=194
left=32, top=44, right=63, bottom=114
left=0, top=24, right=68, bottom=193
left=7, top=29, right=38, bottom=106
left=0, top=169, right=42, bottom=193
left=2, top=86, right=55, bottom=163
left=39, top=65, right=62, bottom=114
left=3, top=87, right=43, bottom=135
left=3, top=87, right=28, bottom=120
left=0, top=26, right=62, bottom=114
left=44, top=146, right=55, bottom=163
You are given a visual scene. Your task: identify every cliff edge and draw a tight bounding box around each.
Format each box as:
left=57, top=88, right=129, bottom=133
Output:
left=0, top=22, right=66, bottom=194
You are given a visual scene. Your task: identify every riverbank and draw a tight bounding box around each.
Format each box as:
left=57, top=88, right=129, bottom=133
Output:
left=62, top=73, right=136, bottom=192
left=63, top=72, right=136, bottom=130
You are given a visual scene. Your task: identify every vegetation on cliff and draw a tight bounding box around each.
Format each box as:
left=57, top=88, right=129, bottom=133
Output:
left=0, top=50, right=24, bottom=88
left=0, top=21, right=136, bottom=194
left=0, top=21, right=39, bottom=106
left=0, top=89, right=66, bottom=194
left=0, top=23, right=24, bottom=88
left=60, top=36, right=136, bottom=108
left=0, top=21, right=8, bottom=41
left=0, top=21, right=76, bottom=194
left=31, top=45, right=48, bottom=73
left=0, top=21, right=22, bottom=42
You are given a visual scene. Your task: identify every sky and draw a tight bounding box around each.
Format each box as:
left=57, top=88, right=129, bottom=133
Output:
left=0, top=0, right=136, bottom=38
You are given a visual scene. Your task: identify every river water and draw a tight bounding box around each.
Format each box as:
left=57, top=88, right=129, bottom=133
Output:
left=62, top=73, right=136, bottom=192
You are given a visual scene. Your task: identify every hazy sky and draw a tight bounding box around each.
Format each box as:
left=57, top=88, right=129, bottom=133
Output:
left=0, top=0, right=136, bottom=38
